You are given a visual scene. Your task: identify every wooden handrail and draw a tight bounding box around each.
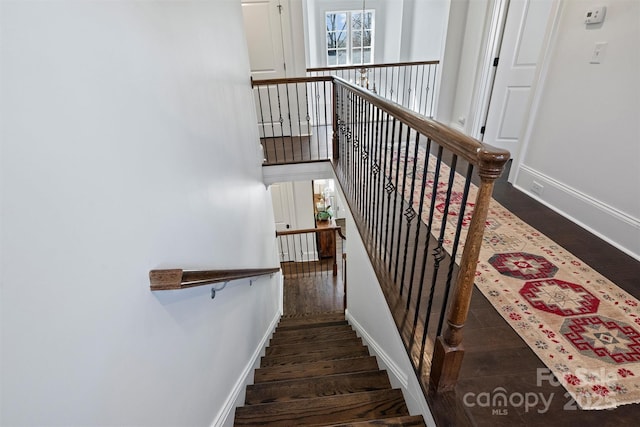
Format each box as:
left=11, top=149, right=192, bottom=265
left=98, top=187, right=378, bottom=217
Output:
left=149, top=267, right=280, bottom=291
left=251, top=75, right=332, bottom=88
left=307, top=60, right=440, bottom=73
left=276, top=225, right=343, bottom=236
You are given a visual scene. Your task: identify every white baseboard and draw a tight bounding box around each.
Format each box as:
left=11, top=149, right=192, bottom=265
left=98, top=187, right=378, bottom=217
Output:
left=514, top=164, right=640, bottom=260
left=346, top=311, right=409, bottom=388
left=345, top=311, right=435, bottom=426
left=210, top=310, right=280, bottom=427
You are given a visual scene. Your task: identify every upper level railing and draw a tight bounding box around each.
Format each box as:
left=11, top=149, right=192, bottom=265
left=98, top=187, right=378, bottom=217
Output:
left=276, top=223, right=346, bottom=278
left=253, top=74, right=509, bottom=417
left=308, top=60, right=439, bottom=118
left=252, top=61, right=438, bottom=165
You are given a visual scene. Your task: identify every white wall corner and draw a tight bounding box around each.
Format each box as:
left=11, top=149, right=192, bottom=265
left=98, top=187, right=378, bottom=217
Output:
left=210, top=310, right=281, bottom=427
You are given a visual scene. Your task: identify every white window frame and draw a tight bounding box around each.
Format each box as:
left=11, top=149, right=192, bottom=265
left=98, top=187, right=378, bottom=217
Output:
left=325, top=9, right=375, bottom=67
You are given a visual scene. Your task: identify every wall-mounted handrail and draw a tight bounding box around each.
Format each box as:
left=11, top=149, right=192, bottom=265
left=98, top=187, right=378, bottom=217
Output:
left=149, top=267, right=280, bottom=291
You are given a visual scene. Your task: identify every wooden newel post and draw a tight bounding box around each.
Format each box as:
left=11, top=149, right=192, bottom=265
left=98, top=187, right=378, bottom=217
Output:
left=429, top=148, right=509, bottom=392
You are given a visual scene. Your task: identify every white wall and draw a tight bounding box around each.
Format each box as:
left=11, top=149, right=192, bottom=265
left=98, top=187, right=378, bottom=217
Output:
left=0, top=1, right=281, bottom=426
left=405, top=0, right=450, bottom=61
left=293, top=181, right=317, bottom=228
left=341, top=201, right=436, bottom=426
left=514, top=0, right=640, bottom=258
left=443, top=0, right=492, bottom=131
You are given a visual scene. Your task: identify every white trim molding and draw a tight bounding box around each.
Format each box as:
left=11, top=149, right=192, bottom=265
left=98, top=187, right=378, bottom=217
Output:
left=514, top=164, right=640, bottom=260
left=345, top=310, right=435, bottom=427
left=346, top=311, right=409, bottom=388
left=210, top=310, right=281, bottom=427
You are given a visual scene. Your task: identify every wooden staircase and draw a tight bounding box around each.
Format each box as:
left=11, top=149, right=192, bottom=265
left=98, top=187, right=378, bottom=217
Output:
left=234, top=312, right=426, bottom=426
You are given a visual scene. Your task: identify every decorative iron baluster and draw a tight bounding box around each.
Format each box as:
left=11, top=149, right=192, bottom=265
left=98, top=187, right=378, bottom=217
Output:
left=437, top=162, right=474, bottom=335
left=371, top=107, right=383, bottom=247
left=399, top=135, right=421, bottom=296
left=294, top=82, right=303, bottom=160
left=265, top=85, right=278, bottom=163
left=406, top=137, right=433, bottom=310
left=275, top=84, right=286, bottom=160
left=393, top=126, right=411, bottom=283
left=383, top=118, right=397, bottom=266
left=388, top=122, right=403, bottom=274
left=420, top=152, right=459, bottom=364
left=413, top=146, right=444, bottom=332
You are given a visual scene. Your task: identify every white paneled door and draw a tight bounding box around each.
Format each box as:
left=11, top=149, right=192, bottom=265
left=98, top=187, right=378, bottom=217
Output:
left=242, top=0, right=293, bottom=137
left=482, top=0, right=553, bottom=157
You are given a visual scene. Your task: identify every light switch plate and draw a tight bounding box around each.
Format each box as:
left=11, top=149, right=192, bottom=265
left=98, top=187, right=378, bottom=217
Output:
left=585, top=6, right=606, bottom=25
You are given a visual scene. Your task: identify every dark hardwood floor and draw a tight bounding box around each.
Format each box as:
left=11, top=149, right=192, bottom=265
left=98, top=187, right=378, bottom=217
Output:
left=282, top=220, right=346, bottom=317
left=445, top=163, right=640, bottom=426
left=281, top=161, right=640, bottom=425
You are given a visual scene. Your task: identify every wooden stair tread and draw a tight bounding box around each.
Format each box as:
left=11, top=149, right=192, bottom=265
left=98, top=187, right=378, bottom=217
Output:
left=270, top=324, right=356, bottom=345
left=265, top=337, right=363, bottom=356
left=254, top=356, right=380, bottom=383
left=245, top=370, right=392, bottom=404
left=234, top=389, right=409, bottom=426
left=260, top=344, right=369, bottom=367
left=277, top=312, right=347, bottom=330
left=320, top=415, right=427, bottom=426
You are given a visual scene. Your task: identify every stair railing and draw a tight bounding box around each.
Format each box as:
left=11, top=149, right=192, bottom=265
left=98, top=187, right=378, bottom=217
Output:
left=253, top=73, right=509, bottom=397
left=276, top=224, right=346, bottom=278
left=308, top=60, right=439, bottom=118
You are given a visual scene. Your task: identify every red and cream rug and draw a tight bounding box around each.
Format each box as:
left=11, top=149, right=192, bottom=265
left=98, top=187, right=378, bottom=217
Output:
left=391, top=143, right=640, bottom=410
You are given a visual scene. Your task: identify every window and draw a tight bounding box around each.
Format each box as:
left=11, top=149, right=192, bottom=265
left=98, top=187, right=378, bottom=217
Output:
left=326, top=10, right=374, bottom=66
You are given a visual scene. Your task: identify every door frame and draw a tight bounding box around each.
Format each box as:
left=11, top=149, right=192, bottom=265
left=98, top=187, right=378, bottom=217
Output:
left=468, top=0, right=510, bottom=140
left=469, top=0, right=562, bottom=183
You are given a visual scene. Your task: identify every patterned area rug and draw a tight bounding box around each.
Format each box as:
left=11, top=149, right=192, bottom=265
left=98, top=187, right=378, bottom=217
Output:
left=393, top=143, right=640, bottom=410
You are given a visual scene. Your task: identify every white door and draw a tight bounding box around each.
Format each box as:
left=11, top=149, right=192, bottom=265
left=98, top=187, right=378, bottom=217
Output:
left=482, top=0, right=553, bottom=156
left=242, top=0, right=294, bottom=138
left=242, top=0, right=286, bottom=80
left=270, top=183, right=295, bottom=261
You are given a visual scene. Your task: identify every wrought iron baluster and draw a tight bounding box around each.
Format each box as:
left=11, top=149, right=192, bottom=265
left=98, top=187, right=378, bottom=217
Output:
left=437, top=162, right=474, bottom=335
left=275, top=84, right=286, bottom=159
left=406, top=137, right=433, bottom=309
left=394, top=126, right=411, bottom=283
left=265, top=85, right=278, bottom=163
left=323, top=80, right=329, bottom=160
left=383, top=118, right=397, bottom=266
left=413, top=146, right=444, bottom=332
left=399, top=134, right=421, bottom=298
left=294, top=82, right=303, bottom=160
left=371, top=107, right=383, bottom=245
left=304, top=82, right=312, bottom=159
left=420, top=151, right=459, bottom=360
left=388, top=122, right=404, bottom=274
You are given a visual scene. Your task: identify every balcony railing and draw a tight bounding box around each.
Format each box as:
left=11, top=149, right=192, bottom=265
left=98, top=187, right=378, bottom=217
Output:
left=254, top=73, right=509, bottom=408
left=307, top=60, right=439, bottom=118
